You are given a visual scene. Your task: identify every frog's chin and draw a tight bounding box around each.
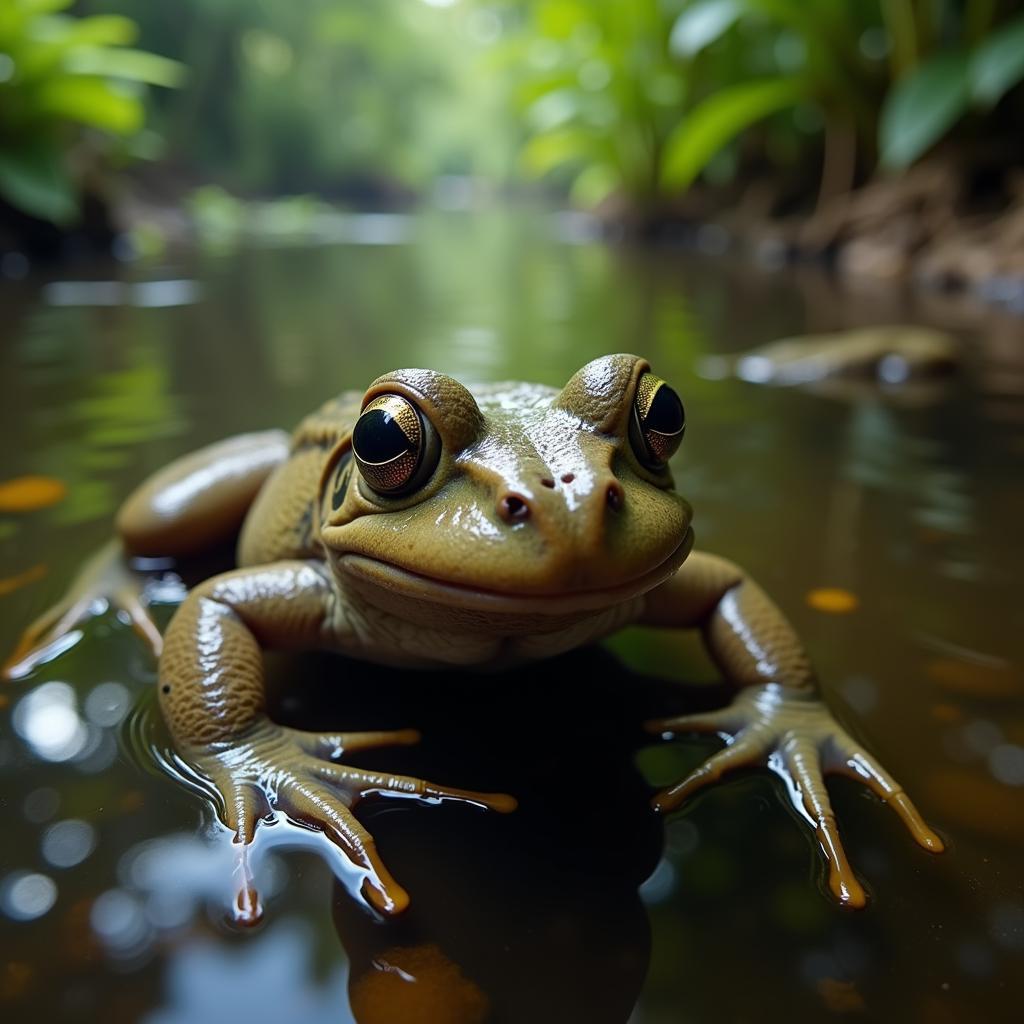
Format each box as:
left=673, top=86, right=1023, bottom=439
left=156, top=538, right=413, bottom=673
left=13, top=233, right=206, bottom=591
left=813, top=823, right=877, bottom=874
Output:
left=333, top=527, right=693, bottom=633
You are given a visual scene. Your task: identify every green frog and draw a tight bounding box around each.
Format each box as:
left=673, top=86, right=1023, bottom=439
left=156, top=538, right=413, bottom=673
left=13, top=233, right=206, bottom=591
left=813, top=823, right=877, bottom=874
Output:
left=4, top=354, right=942, bottom=923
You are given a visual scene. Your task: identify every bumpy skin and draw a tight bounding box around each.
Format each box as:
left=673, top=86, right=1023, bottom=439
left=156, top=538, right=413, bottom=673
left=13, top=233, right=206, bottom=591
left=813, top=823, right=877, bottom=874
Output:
left=4, top=354, right=943, bottom=921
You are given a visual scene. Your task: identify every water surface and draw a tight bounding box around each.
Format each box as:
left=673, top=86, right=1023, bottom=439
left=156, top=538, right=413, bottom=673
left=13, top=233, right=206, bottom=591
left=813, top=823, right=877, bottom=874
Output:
left=1, top=209, right=1022, bottom=1022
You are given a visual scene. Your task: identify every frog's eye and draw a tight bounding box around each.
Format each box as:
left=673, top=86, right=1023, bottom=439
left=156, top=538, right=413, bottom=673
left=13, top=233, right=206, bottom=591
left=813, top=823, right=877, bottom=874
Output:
left=629, top=372, right=685, bottom=469
left=352, top=394, right=440, bottom=497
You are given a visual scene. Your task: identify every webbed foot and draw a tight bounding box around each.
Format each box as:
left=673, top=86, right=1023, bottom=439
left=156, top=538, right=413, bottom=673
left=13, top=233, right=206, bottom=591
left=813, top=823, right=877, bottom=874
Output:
left=185, top=719, right=517, bottom=924
left=647, top=684, right=943, bottom=907
left=3, top=541, right=164, bottom=680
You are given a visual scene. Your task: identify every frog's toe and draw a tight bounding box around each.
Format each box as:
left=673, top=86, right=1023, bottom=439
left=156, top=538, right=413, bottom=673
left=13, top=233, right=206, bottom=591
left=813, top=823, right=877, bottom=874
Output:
left=276, top=768, right=411, bottom=915
left=825, top=732, right=945, bottom=853
left=651, top=724, right=772, bottom=813
left=221, top=781, right=271, bottom=927
left=264, top=752, right=514, bottom=915
left=773, top=734, right=866, bottom=908
left=111, top=581, right=163, bottom=658
left=292, top=727, right=422, bottom=761
left=646, top=706, right=746, bottom=738
left=308, top=759, right=517, bottom=814
left=3, top=596, right=91, bottom=680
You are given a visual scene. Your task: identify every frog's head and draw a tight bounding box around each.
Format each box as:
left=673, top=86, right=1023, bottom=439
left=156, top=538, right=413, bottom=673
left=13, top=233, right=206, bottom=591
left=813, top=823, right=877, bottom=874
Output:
left=318, top=354, right=693, bottom=632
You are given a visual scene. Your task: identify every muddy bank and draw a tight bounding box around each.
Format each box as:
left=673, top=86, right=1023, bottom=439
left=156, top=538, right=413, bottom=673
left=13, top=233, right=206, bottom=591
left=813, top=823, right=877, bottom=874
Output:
left=621, top=155, right=1024, bottom=317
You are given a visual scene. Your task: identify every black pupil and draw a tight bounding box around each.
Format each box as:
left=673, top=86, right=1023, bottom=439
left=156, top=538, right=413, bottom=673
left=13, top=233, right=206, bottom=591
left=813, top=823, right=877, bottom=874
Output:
left=353, top=409, right=414, bottom=464
left=645, top=385, right=685, bottom=434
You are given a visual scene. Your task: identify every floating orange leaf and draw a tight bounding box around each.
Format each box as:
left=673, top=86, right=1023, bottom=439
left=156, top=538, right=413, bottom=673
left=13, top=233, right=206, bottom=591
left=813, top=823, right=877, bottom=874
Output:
left=806, top=587, right=859, bottom=614
left=0, top=476, right=67, bottom=512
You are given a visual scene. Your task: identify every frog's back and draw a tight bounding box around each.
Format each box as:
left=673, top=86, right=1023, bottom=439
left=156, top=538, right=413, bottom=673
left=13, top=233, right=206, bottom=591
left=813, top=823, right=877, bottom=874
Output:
left=237, top=391, right=363, bottom=566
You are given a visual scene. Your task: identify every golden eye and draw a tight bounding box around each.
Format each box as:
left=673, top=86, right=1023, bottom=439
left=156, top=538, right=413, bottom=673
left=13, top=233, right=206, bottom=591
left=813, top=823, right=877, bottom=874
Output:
left=630, top=372, right=685, bottom=469
left=352, top=394, right=439, bottom=496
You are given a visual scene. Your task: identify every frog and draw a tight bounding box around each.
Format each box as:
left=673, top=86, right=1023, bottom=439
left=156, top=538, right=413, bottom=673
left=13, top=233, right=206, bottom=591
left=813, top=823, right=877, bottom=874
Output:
left=3, top=354, right=943, bottom=923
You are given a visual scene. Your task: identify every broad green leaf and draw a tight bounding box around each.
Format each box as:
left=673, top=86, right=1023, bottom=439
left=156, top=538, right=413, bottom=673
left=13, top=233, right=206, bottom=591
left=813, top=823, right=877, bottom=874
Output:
left=36, top=76, right=143, bottom=134
left=669, top=0, right=740, bottom=58
left=970, top=14, right=1024, bottom=106
left=879, top=52, right=970, bottom=169
left=65, top=47, right=185, bottom=87
left=0, top=140, right=77, bottom=223
left=661, top=77, right=803, bottom=189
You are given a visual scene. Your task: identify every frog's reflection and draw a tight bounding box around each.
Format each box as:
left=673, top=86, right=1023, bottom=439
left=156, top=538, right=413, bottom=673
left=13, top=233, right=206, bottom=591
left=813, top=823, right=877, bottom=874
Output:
left=271, top=645, right=717, bottom=1024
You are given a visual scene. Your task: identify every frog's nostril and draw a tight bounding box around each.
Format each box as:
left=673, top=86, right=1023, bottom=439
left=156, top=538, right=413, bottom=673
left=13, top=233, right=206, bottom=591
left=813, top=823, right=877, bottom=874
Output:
left=606, top=482, right=624, bottom=512
left=498, top=493, right=531, bottom=523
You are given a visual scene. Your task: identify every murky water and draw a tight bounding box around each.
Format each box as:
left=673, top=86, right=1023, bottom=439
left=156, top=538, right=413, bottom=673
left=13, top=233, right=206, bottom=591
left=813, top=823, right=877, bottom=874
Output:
left=1, top=208, right=1022, bottom=1022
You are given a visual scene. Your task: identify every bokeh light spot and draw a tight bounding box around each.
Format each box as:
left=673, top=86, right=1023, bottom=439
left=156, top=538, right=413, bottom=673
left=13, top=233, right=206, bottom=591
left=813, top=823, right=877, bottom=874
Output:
left=1, top=872, right=57, bottom=921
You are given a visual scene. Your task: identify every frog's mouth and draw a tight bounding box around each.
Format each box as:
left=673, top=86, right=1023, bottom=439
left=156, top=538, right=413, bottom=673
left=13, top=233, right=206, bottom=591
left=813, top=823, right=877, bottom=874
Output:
left=335, top=526, right=693, bottom=619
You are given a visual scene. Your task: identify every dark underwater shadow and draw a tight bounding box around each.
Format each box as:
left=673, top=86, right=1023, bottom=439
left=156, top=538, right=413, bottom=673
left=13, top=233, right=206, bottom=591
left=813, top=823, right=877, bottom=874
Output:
left=264, top=645, right=730, bottom=1024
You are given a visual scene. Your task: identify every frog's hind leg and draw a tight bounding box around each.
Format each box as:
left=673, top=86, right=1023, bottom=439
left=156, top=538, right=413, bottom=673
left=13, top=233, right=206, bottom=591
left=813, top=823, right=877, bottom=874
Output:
left=3, top=430, right=290, bottom=679
left=4, top=540, right=164, bottom=678
left=115, top=430, right=291, bottom=558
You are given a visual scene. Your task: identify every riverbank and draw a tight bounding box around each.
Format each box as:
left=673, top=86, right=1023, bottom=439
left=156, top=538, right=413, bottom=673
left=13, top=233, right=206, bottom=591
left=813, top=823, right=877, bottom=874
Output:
left=620, top=154, right=1024, bottom=318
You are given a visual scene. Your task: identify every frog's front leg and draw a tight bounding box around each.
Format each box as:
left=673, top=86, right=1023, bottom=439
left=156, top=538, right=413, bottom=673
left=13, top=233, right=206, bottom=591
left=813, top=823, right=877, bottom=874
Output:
left=640, top=551, right=943, bottom=907
left=160, top=561, right=514, bottom=923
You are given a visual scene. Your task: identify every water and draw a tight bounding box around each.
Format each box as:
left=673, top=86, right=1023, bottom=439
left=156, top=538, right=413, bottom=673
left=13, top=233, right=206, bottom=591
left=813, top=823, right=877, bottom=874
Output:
left=1, top=208, right=1022, bottom=1022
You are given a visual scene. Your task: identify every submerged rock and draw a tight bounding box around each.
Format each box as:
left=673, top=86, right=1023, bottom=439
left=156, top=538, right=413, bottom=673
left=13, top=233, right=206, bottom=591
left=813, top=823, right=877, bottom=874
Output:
left=733, top=326, right=958, bottom=385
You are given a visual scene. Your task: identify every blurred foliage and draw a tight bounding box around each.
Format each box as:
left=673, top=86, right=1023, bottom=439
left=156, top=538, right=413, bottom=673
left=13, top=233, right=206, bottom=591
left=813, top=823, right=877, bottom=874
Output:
left=496, top=0, right=1024, bottom=209
left=83, top=0, right=517, bottom=197
left=0, top=0, right=182, bottom=224
left=6, top=0, right=1024, bottom=227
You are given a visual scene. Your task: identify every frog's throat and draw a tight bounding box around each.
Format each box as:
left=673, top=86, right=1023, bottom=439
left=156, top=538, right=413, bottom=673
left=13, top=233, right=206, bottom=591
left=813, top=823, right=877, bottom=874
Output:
left=335, top=526, right=694, bottom=618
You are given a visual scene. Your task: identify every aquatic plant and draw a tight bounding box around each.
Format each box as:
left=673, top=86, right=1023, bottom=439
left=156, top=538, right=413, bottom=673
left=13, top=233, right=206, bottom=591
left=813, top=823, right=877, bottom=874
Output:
left=15, top=1, right=1022, bottom=220
left=496, top=0, right=1024, bottom=209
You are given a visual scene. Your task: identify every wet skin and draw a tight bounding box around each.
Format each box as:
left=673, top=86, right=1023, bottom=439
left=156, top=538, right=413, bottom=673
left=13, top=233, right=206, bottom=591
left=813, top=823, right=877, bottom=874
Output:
left=3, top=354, right=943, bottom=922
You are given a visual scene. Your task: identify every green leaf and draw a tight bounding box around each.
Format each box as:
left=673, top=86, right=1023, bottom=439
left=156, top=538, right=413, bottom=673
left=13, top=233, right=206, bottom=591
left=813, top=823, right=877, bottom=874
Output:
left=65, top=47, right=185, bottom=87
left=970, top=14, right=1024, bottom=106
left=0, top=140, right=77, bottom=224
left=661, top=77, right=803, bottom=189
left=36, top=76, right=143, bottom=134
left=879, top=52, right=970, bottom=169
left=669, top=0, right=741, bottom=58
